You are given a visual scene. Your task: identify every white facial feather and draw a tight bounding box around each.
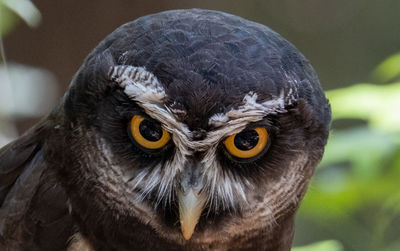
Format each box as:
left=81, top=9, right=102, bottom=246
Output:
left=108, top=65, right=290, bottom=211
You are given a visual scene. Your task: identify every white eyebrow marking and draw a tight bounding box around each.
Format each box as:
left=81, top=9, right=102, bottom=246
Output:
left=108, top=64, right=292, bottom=156
left=109, top=65, right=165, bottom=104
left=109, top=65, right=290, bottom=148
left=208, top=91, right=286, bottom=129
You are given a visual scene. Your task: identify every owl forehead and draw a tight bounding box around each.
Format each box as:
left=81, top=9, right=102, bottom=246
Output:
left=163, top=83, right=250, bottom=131
left=109, top=65, right=292, bottom=145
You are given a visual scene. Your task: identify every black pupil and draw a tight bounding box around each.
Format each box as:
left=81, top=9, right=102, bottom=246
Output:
left=234, top=130, right=259, bottom=151
left=139, top=120, right=163, bottom=142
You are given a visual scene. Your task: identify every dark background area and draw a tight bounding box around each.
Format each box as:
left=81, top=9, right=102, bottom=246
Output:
left=5, top=0, right=400, bottom=95
left=4, top=1, right=400, bottom=133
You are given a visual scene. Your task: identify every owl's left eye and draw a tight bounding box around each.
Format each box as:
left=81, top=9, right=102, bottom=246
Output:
left=224, top=128, right=269, bottom=159
left=129, top=115, right=171, bottom=150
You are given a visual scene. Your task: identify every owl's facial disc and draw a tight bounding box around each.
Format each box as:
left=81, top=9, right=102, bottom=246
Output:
left=108, top=65, right=295, bottom=239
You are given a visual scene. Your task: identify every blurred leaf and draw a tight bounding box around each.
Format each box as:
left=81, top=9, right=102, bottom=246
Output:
left=300, top=127, right=399, bottom=218
left=0, top=0, right=41, bottom=31
left=320, top=128, right=397, bottom=172
left=0, top=63, right=58, bottom=118
left=292, top=240, right=343, bottom=251
left=327, top=83, right=400, bottom=132
left=300, top=169, right=400, bottom=218
left=372, top=52, right=400, bottom=83
left=0, top=1, right=19, bottom=35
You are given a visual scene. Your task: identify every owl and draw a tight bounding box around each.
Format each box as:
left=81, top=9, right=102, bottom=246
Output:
left=0, top=9, right=330, bottom=251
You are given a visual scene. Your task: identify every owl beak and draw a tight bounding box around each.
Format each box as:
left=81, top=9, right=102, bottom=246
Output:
left=178, top=187, right=207, bottom=240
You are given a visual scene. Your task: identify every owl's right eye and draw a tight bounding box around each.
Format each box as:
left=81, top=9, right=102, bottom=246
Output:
left=129, top=115, right=171, bottom=150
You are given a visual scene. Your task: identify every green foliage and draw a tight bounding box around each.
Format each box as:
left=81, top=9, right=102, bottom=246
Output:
left=294, top=54, right=400, bottom=251
left=372, top=53, right=400, bottom=83
left=328, top=83, right=400, bottom=132
left=292, top=240, right=344, bottom=251
left=0, top=0, right=41, bottom=35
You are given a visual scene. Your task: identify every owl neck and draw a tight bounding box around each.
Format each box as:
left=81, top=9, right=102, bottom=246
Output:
left=73, top=211, right=295, bottom=251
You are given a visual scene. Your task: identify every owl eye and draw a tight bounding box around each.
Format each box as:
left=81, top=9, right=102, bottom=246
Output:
left=129, top=115, right=171, bottom=150
left=224, top=128, right=269, bottom=159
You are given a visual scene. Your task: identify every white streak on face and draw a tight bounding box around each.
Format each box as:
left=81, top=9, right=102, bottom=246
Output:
left=209, top=91, right=285, bottom=128
left=109, top=66, right=166, bottom=104
left=108, top=65, right=289, bottom=210
left=208, top=113, right=229, bottom=127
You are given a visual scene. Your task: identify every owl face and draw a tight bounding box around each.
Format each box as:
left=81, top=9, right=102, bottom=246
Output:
left=50, top=9, right=330, bottom=244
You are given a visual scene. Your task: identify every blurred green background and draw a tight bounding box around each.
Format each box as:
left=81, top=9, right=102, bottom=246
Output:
left=1, top=1, right=399, bottom=250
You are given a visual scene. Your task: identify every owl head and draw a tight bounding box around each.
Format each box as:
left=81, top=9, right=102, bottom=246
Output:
left=47, top=9, right=330, bottom=249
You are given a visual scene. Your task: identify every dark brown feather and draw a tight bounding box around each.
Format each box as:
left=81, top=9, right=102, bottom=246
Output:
left=0, top=121, right=75, bottom=250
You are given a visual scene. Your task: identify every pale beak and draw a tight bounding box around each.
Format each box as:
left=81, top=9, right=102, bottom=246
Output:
left=178, top=187, right=207, bottom=240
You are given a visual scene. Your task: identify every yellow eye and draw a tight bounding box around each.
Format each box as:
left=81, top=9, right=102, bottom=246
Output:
left=130, top=115, right=171, bottom=149
left=224, top=128, right=269, bottom=159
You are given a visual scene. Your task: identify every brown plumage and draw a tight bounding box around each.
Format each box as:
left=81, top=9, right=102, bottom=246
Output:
left=0, top=9, right=330, bottom=250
